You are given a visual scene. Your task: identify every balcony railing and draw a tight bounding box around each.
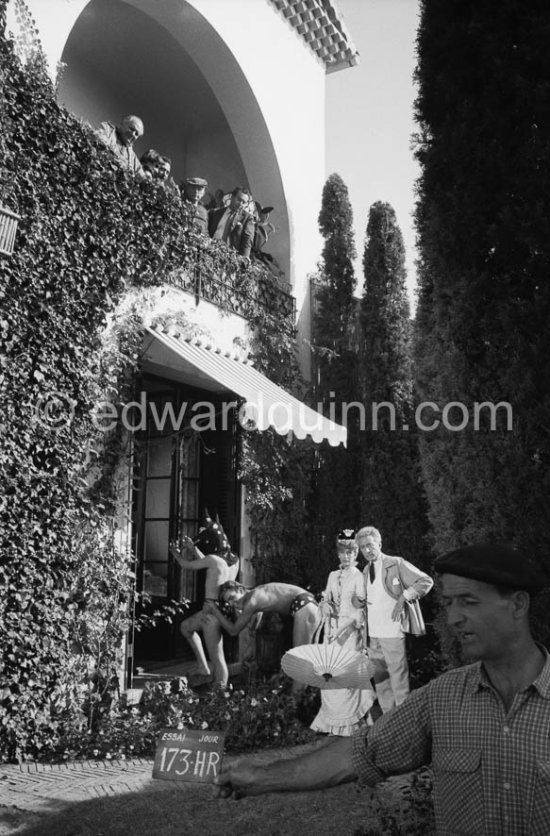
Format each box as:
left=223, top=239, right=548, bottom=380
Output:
left=168, top=233, right=296, bottom=321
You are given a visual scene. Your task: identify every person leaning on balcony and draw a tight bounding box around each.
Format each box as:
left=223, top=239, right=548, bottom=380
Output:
left=181, top=177, right=209, bottom=235
left=140, top=148, right=162, bottom=180
left=141, top=149, right=179, bottom=195
left=96, top=114, right=144, bottom=176
left=356, top=525, right=433, bottom=713
left=139, top=148, right=161, bottom=179
left=208, top=186, right=255, bottom=260
left=212, top=542, right=550, bottom=836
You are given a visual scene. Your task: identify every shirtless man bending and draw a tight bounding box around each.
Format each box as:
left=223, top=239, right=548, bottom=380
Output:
left=170, top=518, right=239, bottom=688
left=205, top=581, right=320, bottom=649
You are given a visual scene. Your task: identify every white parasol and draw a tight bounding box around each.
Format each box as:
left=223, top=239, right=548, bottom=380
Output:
left=281, top=643, right=389, bottom=691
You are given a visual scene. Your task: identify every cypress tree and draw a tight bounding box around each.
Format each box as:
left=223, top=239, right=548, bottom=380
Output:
left=309, top=173, right=360, bottom=589
left=414, top=0, right=550, bottom=614
left=359, top=202, right=429, bottom=566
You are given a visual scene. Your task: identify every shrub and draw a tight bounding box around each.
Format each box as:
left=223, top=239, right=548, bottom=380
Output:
left=43, top=674, right=319, bottom=762
left=355, top=768, right=435, bottom=836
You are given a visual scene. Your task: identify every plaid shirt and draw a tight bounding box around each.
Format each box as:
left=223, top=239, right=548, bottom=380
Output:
left=352, top=650, right=550, bottom=835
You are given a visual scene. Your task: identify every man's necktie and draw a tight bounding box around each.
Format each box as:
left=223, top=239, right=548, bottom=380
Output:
left=222, top=211, right=236, bottom=242
left=368, top=562, right=375, bottom=583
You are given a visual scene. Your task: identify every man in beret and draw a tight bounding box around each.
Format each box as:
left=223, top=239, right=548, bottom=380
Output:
left=213, top=542, right=549, bottom=835
left=181, top=177, right=209, bottom=235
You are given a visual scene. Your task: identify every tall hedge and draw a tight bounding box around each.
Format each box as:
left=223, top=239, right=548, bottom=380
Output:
left=359, top=202, right=429, bottom=566
left=309, top=173, right=360, bottom=587
left=414, top=1, right=550, bottom=594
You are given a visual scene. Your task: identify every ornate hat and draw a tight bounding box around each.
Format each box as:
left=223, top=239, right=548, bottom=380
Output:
left=433, top=542, right=547, bottom=595
left=185, top=176, right=208, bottom=187
left=336, top=528, right=356, bottom=547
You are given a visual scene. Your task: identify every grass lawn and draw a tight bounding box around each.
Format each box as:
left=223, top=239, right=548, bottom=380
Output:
left=1, top=780, right=386, bottom=836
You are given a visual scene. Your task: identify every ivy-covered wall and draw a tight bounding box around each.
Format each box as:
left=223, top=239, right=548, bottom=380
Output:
left=0, top=6, right=311, bottom=760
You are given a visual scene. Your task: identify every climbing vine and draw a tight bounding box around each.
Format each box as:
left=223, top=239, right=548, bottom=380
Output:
left=238, top=304, right=317, bottom=587
left=0, top=3, right=314, bottom=760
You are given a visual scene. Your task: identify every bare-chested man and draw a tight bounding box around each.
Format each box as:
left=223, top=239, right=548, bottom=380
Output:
left=205, top=581, right=320, bottom=650
left=170, top=518, right=239, bottom=688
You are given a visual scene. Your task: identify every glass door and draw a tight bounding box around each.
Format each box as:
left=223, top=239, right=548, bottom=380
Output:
left=131, top=375, right=241, bottom=670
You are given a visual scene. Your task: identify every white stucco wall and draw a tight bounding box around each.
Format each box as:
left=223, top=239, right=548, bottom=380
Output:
left=107, top=284, right=251, bottom=362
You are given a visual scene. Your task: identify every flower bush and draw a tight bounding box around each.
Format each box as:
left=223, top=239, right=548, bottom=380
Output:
left=45, top=674, right=320, bottom=762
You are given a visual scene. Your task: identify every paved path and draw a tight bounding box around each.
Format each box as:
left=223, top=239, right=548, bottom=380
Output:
left=0, top=740, right=336, bottom=818
left=0, top=758, right=159, bottom=814
left=0, top=757, right=183, bottom=835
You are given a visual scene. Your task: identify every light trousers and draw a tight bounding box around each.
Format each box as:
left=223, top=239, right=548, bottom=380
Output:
left=368, top=635, right=409, bottom=712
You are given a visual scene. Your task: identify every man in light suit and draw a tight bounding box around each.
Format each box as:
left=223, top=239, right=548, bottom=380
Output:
left=208, top=186, right=255, bottom=259
left=355, top=525, right=433, bottom=712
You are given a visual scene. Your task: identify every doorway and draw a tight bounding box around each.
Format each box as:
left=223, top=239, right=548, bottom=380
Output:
left=129, top=374, right=240, bottom=680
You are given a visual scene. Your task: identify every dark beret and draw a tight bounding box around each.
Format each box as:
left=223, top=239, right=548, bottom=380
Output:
left=185, top=176, right=208, bottom=187
left=433, top=542, right=547, bottom=594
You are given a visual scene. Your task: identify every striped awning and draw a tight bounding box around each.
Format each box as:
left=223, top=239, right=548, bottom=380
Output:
left=143, top=325, right=346, bottom=447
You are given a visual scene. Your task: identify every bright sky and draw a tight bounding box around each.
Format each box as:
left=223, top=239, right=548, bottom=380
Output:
left=326, top=0, right=421, bottom=305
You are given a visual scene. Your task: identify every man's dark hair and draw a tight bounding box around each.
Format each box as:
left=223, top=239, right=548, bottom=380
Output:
left=231, top=186, right=251, bottom=197
left=140, top=148, right=160, bottom=166
left=219, top=580, right=247, bottom=596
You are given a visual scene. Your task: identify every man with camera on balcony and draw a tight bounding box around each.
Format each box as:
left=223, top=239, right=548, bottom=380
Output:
left=208, top=186, right=255, bottom=261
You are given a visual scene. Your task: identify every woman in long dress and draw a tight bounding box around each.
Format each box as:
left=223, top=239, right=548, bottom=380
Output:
left=310, top=529, right=375, bottom=736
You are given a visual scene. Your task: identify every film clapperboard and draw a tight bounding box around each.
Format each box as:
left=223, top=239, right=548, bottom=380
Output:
left=153, top=728, right=225, bottom=783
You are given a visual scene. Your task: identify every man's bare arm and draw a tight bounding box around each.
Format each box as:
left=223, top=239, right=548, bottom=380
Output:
left=206, top=600, right=258, bottom=636
left=178, top=535, right=206, bottom=561
left=170, top=542, right=210, bottom=572
left=213, top=737, right=355, bottom=798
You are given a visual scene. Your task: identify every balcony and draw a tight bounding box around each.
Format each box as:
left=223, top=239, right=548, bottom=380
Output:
left=167, top=231, right=296, bottom=322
